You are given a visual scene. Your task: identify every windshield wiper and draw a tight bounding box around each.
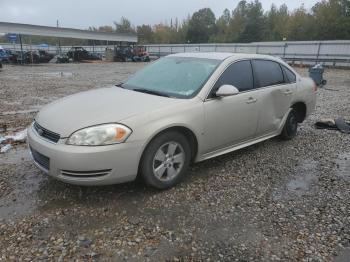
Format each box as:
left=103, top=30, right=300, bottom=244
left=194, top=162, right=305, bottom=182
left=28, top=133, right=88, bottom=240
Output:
left=115, top=82, right=124, bottom=88
left=132, top=88, right=169, bottom=97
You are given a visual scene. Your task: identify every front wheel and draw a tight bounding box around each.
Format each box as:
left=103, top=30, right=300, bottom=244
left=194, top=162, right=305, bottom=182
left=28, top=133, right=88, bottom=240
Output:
left=280, top=109, right=298, bottom=140
left=140, top=132, right=191, bottom=189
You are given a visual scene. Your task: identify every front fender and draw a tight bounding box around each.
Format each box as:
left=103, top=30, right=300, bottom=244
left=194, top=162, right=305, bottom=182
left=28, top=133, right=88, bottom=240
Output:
left=123, top=99, right=205, bottom=164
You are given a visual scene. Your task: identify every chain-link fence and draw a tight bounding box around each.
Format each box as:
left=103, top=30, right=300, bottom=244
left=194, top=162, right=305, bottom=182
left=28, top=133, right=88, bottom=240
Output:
left=1, top=40, right=350, bottom=66
left=145, top=41, right=350, bottom=66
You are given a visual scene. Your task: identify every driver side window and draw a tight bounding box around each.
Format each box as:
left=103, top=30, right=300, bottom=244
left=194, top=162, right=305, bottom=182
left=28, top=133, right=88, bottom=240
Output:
left=212, top=60, right=254, bottom=97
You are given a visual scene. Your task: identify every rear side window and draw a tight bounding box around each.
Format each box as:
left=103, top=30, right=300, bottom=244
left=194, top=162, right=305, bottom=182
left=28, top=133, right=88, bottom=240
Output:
left=253, top=60, right=284, bottom=88
left=282, top=66, right=296, bottom=83
left=214, top=60, right=254, bottom=92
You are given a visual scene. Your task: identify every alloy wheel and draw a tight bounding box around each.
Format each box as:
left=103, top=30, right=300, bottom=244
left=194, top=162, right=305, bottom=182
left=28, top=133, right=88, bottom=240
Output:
left=152, top=142, right=185, bottom=181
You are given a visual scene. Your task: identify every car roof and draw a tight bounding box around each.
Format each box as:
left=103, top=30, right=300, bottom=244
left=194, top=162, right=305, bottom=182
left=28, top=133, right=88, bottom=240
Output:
left=169, top=52, right=281, bottom=61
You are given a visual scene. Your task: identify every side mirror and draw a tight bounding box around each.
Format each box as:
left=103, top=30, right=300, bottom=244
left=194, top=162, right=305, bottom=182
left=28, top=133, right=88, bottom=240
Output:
left=215, top=85, right=239, bottom=97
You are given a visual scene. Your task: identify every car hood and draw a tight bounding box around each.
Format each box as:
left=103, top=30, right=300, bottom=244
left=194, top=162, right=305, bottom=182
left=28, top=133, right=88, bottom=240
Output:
left=35, top=87, right=180, bottom=137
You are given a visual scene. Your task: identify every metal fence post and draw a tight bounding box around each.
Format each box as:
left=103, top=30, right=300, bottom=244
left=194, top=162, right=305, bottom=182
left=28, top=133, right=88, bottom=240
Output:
left=19, top=34, right=23, bottom=65
left=283, top=43, right=287, bottom=58
left=316, top=42, right=322, bottom=64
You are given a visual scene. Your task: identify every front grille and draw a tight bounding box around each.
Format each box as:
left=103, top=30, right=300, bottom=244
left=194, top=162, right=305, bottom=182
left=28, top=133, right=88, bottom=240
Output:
left=60, top=169, right=112, bottom=178
left=34, top=122, right=60, bottom=143
left=30, top=147, right=50, bottom=171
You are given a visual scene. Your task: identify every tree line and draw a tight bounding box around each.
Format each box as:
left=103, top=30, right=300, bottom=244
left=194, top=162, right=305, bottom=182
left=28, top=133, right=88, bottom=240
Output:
left=135, top=0, right=350, bottom=44
left=1, top=0, right=349, bottom=45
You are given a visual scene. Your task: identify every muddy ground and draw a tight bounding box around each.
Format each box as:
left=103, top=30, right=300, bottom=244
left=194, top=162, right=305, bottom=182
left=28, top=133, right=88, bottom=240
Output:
left=0, top=62, right=349, bottom=261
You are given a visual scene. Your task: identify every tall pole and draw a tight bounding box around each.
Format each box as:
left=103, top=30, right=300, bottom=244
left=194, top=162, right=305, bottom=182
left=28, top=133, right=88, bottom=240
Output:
left=19, top=34, right=23, bottom=65
left=316, top=42, right=322, bottom=65
left=57, top=20, right=61, bottom=55
left=30, top=36, right=33, bottom=64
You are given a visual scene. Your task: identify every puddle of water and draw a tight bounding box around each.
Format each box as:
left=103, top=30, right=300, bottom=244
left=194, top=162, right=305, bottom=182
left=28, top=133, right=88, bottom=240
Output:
left=273, top=160, right=319, bottom=200
left=35, top=72, right=74, bottom=78
left=0, top=172, right=45, bottom=221
left=1, top=72, right=75, bottom=80
left=335, top=248, right=350, bottom=262
left=1, top=109, right=39, bottom=116
left=2, top=101, right=22, bottom=106
left=0, top=146, right=31, bottom=165
left=336, top=152, right=350, bottom=181
left=287, top=161, right=318, bottom=194
left=0, top=147, right=49, bottom=220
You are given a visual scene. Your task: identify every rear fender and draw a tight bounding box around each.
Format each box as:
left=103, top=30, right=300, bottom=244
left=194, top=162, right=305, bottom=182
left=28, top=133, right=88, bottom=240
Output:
left=278, top=108, right=293, bottom=133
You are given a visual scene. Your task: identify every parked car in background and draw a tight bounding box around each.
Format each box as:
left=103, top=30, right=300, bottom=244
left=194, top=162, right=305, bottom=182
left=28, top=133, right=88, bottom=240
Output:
left=0, top=48, right=9, bottom=62
left=38, top=50, right=54, bottom=63
left=5, top=50, right=18, bottom=63
left=114, top=45, right=150, bottom=62
left=22, top=51, right=40, bottom=64
left=5, top=50, right=55, bottom=64
left=67, top=46, right=100, bottom=61
left=28, top=53, right=316, bottom=189
left=133, top=46, right=150, bottom=62
left=114, top=46, right=134, bottom=62
left=53, top=54, right=70, bottom=63
left=10, top=51, right=26, bottom=64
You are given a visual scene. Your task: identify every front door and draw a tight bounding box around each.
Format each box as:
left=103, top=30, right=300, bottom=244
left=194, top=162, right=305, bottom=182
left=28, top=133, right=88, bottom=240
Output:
left=202, top=60, right=260, bottom=153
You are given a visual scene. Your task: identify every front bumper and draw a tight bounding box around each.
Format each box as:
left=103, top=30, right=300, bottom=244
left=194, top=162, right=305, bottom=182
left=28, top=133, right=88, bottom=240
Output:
left=27, top=124, right=144, bottom=186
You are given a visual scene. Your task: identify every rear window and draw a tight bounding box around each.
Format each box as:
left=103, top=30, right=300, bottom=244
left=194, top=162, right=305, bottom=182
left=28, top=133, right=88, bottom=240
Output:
left=214, top=60, right=254, bottom=92
left=253, top=60, right=284, bottom=88
left=283, top=66, right=296, bottom=83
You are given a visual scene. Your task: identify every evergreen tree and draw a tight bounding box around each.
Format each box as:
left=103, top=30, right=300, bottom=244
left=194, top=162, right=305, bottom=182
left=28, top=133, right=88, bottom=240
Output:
left=186, top=8, right=216, bottom=43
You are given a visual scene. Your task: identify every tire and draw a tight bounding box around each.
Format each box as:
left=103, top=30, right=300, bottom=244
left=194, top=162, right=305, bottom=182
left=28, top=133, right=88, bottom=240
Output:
left=280, top=109, right=298, bottom=140
left=140, top=131, right=191, bottom=189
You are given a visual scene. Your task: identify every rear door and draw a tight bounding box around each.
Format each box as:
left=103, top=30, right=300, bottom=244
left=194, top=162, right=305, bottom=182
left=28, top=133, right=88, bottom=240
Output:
left=203, top=60, right=261, bottom=153
left=252, top=60, right=297, bottom=136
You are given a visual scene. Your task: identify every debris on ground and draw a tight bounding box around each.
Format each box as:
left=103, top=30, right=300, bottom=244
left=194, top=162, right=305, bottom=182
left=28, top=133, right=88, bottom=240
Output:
left=315, top=117, right=350, bottom=133
left=335, top=118, right=350, bottom=134
left=0, top=144, right=12, bottom=153
left=0, top=129, right=27, bottom=153
left=5, top=129, right=28, bottom=143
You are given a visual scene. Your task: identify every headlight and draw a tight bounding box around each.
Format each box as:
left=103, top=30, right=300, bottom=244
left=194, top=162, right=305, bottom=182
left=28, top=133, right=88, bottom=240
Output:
left=67, top=124, right=132, bottom=146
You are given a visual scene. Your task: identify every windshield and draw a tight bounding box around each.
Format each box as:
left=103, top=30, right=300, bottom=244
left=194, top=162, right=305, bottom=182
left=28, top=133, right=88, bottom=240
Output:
left=122, top=57, right=221, bottom=98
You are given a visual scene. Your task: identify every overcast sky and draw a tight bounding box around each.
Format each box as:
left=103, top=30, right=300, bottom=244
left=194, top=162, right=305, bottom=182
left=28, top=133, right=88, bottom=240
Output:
left=1, top=0, right=320, bottom=29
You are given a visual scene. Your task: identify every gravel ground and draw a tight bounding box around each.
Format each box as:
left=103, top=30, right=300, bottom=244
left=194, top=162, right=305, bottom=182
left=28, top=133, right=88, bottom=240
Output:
left=0, top=62, right=349, bottom=261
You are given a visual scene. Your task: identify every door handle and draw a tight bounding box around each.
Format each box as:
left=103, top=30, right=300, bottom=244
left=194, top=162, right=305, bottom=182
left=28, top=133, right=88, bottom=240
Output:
left=284, top=90, right=293, bottom=95
left=246, top=97, right=258, bottom=104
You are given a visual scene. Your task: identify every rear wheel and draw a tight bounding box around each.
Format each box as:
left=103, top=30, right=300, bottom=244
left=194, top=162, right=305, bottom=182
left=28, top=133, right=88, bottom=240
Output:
left=140, top=132, right=191, bottom=189
left=280, top=109, right=298, bottom=140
